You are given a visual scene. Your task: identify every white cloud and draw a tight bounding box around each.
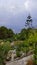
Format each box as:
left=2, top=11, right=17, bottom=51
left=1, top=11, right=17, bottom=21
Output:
left=24, top=0, right=37, bottom=14
left=0, top=0, right=16, bottom=12
left=24, top=0, right=30, bottom=11
left=0, top=0, right=26, bottom=13
left=0, top=0, right=37, bottom=14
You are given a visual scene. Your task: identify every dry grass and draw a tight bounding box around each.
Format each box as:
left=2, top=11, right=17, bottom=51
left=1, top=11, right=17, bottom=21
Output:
left=26, top=59, right=34, bottom=65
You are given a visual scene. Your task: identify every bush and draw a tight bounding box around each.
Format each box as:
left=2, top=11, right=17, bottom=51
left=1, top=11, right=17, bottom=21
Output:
left=16, top=51, right=21, bottom=57
left=0, top=41, right=11, bottom=65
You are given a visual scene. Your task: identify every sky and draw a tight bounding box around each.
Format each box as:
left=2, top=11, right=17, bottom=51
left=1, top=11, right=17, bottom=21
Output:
left=0, top=0, right=37, bottom=33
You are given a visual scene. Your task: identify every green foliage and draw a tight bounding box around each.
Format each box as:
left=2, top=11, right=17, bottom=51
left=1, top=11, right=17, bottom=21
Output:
left=14, top=28, right=37, bottom=63
left=0, top=41, right=11, bottom=65
left=0, top=25, right=37, bottom=64
left=0, top=26, right=14, bottom=41
left=16, top=51, right=21, bottom=57
left=34, top=43, right=37, bottom=65
left=19, top=29, right=27, bottom=40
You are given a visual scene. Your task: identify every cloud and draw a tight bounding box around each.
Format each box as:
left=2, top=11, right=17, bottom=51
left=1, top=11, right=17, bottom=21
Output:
left=0, top=0, right=37, bottom=33
left=0, top=0, right=26, bottom=13
left=24, top=0, right=37, bottom=12
left=0, top=0, right=37, bottom=14
left=0, top=0, right=16, bottom=12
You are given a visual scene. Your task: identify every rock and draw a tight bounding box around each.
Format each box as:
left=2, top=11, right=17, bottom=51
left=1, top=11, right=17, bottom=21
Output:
left=6, top=50, right=12, bottom=61
left=27, top=50, right=34, bottom=56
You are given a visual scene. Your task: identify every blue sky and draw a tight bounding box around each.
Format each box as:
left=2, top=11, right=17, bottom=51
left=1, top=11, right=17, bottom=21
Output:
left=0, top=0, right=37, bottom=33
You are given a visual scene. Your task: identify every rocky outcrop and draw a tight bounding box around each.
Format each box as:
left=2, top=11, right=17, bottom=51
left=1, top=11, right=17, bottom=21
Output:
left=6, top=55, right=33, bottom=65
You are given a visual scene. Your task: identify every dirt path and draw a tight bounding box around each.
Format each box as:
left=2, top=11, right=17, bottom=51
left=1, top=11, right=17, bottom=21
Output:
left=6, top=55, right=33, bottom=65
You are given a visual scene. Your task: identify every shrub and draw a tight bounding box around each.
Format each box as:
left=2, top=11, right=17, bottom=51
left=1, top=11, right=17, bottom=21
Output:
left=16, top=51, right=21, bottom=57
left=0, top=41, right=11, bottom=65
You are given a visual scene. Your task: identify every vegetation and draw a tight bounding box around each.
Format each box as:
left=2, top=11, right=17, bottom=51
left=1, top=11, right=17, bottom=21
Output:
left=0, top=15, right=37, bottom=65
left=0, top=41, right=12, bottom=65
left=0, top=26, right=15, bottom=42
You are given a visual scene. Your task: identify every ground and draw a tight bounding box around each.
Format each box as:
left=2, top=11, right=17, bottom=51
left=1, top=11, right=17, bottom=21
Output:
left=6, top=55, right=33, bottom=65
